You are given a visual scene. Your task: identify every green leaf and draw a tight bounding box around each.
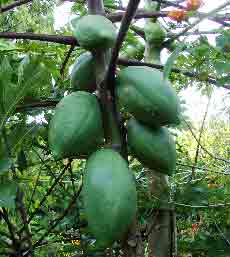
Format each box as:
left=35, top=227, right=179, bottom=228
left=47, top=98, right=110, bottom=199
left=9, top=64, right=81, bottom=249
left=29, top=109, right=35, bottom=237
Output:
left=217, top=75, right=230, bottom=86
left=0, top=40, right=18, bottom=52
left=18, top=55, right=51, bottom=98
left=216, top=32, right=230, bottom=52
left=214, top=61, right=230, bottom=75
left=0, top=57, right=18, bottom=122
left=0, top=180, right=17, bottom=208
left=17, top=150, right=27, bottom=172
left=0, top=159, right=11, bottom=175
left=163, top=44, right=186, bottom=79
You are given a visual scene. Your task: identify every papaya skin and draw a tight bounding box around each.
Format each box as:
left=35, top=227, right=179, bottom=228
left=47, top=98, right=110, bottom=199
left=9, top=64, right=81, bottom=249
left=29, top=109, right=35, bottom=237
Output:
left=48, top=92, right=103, bottom=159
left=73, top=15, right=117, bottom=50
left=127, top=118, right=176, bottom=176
left=70, top=52, right=97, bottom=92
left=116, top=66, right=181, bottom=128
left=83, top=149, right=137, bottom=248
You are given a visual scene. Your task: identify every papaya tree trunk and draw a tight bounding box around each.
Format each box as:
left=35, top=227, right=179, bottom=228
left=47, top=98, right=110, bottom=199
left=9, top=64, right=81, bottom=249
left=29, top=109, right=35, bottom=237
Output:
left=144, top=1, right=175, bottom=257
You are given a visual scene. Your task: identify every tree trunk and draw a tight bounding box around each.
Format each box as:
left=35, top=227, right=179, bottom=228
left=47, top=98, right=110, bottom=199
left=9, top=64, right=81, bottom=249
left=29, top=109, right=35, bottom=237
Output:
left=144, top=1, right=175, bottom=256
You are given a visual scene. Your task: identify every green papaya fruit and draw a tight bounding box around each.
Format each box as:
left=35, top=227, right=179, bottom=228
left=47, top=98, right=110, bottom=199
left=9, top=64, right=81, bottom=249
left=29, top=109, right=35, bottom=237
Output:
left=83, top=149, right=137, bottom=248
left=70, top=52, right=96, bottom=92
left=49, top=92, right=103, bottom=159
left=120, top=42, right=145, bottom=60
left=144, top=22, right=166, bottom=46
left=116, top=66, right=181, bottom=127
left=127, top=118, right=176, bottom=176
left=73, top=15, right=117, bottom=50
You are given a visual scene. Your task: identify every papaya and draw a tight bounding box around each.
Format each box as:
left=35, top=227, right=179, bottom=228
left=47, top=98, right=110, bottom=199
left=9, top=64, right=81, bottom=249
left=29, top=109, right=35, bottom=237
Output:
left=83, top=149, right=137, bottom=248
left=70, top=52, right=96, bottom=92
left=48, top=92, right=103, bottom=159
left=116, top=66, right=181, bottom=127
left=73, top=15, right=117, bottom=50
left=144, top=22, right=166, bottom=46
left=120, top=42, right=145, bottom=60
left=127, top=118, right=176, bottom=176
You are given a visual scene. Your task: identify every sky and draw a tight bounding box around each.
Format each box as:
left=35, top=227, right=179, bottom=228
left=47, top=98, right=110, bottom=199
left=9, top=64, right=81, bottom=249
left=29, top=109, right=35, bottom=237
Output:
left=53, top=0, right=230, bottom=123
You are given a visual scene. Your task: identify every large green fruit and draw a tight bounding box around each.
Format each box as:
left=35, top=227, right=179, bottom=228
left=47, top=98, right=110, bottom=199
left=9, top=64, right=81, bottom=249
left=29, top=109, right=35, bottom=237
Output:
left=49, top=92, right=103, bottom=159
left=116, top=66, right=180, bottom=127
left=127, top=118, right=176, bottom=176
left=70, top=52, right=96, bottom=92
left=73, top=15, right=117, bottom=50
left=83, top=149, right=137, bottom=248
left=144, top=22, right=166, bottom=46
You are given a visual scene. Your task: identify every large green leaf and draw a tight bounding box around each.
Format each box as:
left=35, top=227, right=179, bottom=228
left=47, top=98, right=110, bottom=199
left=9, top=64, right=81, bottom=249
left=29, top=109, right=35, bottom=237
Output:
left=216, top=32, right=230, bottom=52
left=163, top=43, right=186, bottom=79
left=0, top=180, right=17, bottom=208
left=214, top=61, right=230, bottom=75
left=0, top=159, right=11, bottom=175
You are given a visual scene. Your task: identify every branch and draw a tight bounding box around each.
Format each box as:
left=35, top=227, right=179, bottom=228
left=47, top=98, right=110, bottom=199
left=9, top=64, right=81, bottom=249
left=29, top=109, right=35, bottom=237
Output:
left=60, top=45, right=75, bottom=79
left=108, top=10, right=167, bottom=22
left=192, top=93, right=212, bottom=176
left=15, top=99, right=59, bottom=112
left=18, top=162, right=71, bottom=237
left=15, top=190, right=34, bottom=256
left=152, top=196, right=230, bottom=209
left=164, top=1, right=230, bottom=46
left=1, top=208, right=17, bottom=246
left=28, top=162, right=71, bottom=223
left=183, top=118, right=230, bottom=164
left=176, top=162, right=230, bottom=175
left=215, top=223, right=230, bottom=246
left=152, top=0, right=186, bottom=9
left=107, top=0, right=141, bottom=94
left=106, top=0, right=141, bottom=158
left=0, top=32, right=78, bottom=45
left=0, top=0, right=33, bottom=13
left=31, top=181, right=83, bottom=251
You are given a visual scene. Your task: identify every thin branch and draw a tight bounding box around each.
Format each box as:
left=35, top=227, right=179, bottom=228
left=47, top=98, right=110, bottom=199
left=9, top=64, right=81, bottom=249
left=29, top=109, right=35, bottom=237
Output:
left=60, top=45, right=75, bottom=79
left=178, top=30, right=222, bottom=36
left=0, top=32, right=78, bottom=45
left=0, top=0, right=33, bottom=13
left=31, top=181, right=83, bottom=252
left=152, top=196, right=230, bottom=209
left=15, top=99, right=59, bottom=112
left=215, top=223, right=230, bottom=246
left=19, top=162, right=71, bottom=235
left=173, top=202, right=230, bottom=209
left=68, top=160, right=76, bottom=195
left=182, top=118, right=230, bottom=164
left=27, top=161, right=44, bottom=211
left=108, top=10, right=167, bottom=22
left=15, top=190, right=34, bottom=257
left=176, top=162, right=230, bottom=175
left=1, top=208, right=17, bottom=246
left=106, top=0, right=141, bottom=159
left=192, top=92, right=212, bottom=176
left=164, top=1, right=230, bottom=46
left=152, top=0, right=186, bottom=9
left=107, top=0, right=141, bottom=94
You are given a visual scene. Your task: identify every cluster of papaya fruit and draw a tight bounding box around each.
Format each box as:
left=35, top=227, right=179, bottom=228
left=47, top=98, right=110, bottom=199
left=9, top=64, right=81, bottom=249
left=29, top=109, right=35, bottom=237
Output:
left=48, top=13, right=180, bottom=248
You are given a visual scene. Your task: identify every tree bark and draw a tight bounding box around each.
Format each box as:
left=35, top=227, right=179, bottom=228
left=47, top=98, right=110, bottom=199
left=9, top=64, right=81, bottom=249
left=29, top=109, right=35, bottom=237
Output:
left=144, top=1, right=175, bottom=256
